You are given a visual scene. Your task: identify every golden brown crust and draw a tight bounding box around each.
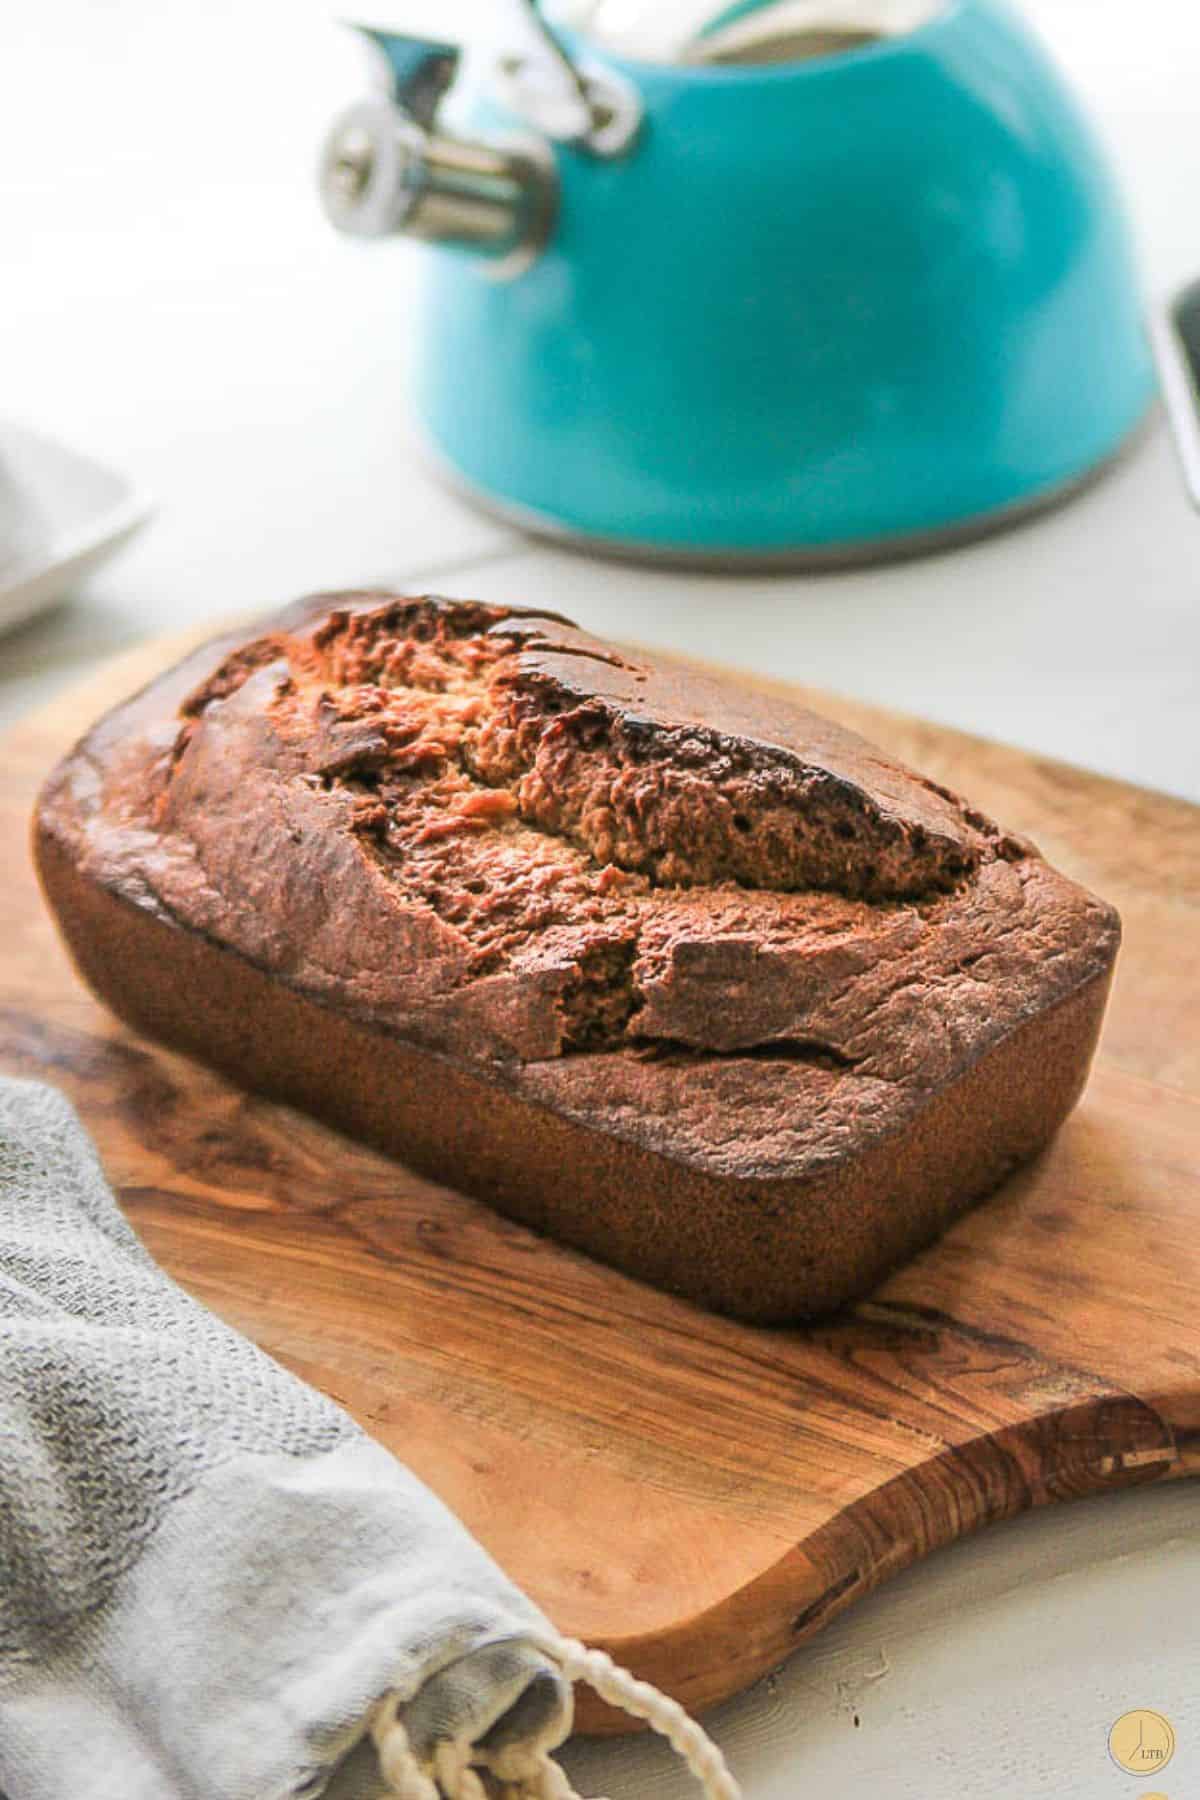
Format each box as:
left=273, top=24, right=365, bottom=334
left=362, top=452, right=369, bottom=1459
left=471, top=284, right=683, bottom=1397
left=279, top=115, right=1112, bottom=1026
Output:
left=32, top=592, right=1121, bottom=1319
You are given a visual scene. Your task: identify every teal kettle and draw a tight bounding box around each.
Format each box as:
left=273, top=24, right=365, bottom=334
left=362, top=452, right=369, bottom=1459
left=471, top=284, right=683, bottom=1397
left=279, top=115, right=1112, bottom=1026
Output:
left=319, top=0, right=1154, bottom=564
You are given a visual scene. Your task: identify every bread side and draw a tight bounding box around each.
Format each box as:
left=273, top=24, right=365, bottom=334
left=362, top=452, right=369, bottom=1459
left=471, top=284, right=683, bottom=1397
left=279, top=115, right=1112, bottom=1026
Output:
left=34, top=593, right=1120, bottom=1317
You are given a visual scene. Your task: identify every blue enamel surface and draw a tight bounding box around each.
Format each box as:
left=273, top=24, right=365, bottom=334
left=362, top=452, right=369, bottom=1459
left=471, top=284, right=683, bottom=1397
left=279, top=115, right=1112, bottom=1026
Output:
left=405, top=0, right=1154, bottom=553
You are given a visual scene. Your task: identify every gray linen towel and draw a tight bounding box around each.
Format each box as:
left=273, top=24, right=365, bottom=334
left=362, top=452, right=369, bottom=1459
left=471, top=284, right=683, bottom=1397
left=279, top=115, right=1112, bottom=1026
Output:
left=0, top=1079, right=738, bottom=1800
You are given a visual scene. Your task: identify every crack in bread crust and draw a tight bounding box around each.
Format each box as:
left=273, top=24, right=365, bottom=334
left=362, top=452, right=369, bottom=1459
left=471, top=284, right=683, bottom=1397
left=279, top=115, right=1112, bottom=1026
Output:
left=178, top=597, right=1012, bottom=904
left=66, top=594, right=1116, bottom=1075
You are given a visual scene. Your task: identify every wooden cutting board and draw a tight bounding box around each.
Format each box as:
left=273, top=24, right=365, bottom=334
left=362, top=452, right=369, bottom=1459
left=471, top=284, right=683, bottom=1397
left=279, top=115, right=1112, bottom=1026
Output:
left=3, top=636, right=1199, bottom=1735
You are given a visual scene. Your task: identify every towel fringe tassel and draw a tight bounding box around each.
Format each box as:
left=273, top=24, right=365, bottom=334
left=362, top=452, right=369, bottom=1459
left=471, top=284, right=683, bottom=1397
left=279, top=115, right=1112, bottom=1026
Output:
left=370, top=1634, right=741, bottom=1800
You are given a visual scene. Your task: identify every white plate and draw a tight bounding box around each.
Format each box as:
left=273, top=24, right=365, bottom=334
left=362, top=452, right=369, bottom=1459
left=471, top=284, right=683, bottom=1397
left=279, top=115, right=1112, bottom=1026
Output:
left=0, top=423, right=151, bottom=639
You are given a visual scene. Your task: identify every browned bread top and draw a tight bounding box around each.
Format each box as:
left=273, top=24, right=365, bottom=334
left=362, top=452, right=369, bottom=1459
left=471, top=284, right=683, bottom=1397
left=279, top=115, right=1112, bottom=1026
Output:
left=39, top=592, right=1119, bottom=1185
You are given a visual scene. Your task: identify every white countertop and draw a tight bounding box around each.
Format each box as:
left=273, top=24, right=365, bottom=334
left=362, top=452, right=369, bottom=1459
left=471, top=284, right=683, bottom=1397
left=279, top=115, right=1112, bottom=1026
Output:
left=3, top=2, right=1199, bottom=1795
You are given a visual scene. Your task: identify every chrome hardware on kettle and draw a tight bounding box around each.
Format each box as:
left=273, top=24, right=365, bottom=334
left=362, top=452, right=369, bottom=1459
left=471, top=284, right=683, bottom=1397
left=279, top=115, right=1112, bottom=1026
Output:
left=319, top=5, right=640, bottom=275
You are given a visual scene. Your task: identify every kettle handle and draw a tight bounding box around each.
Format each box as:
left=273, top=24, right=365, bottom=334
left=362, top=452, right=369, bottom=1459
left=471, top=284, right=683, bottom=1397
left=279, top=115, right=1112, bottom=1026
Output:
left=497, top=0, right=644, bottom=155
left=1154, top=281, right=1200, bottom=510
left=359, top=6, right=641, bottom=157
left=513, top=0, right=596, bottom=136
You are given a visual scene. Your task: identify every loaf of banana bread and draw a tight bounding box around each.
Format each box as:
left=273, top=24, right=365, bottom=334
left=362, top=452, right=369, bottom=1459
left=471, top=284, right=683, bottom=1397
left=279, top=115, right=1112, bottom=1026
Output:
left=34, top=593, right=1120, bottom=1320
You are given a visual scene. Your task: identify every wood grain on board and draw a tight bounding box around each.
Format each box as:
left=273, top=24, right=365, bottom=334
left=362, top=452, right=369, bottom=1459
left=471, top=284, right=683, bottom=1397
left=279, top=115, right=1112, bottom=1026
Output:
left=2, top=631, right=1198, bottom=1732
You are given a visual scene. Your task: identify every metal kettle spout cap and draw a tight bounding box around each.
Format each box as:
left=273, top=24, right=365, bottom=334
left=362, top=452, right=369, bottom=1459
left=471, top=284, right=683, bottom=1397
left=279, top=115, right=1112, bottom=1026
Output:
left=319, top=24, right=559, bottom=275
left=319, top=14, right=642, bottom=271
left=320, top=96, right=553, bottom=272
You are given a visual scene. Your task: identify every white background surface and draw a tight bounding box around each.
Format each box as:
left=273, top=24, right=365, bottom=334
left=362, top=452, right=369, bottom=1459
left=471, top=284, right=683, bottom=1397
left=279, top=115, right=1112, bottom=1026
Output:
left=2, top=3, right=1199, bottom=1795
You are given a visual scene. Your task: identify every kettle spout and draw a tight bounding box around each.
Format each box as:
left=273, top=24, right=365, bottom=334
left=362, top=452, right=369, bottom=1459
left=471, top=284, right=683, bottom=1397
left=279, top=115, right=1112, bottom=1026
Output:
left=318, top=27, right=556, bottom=277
